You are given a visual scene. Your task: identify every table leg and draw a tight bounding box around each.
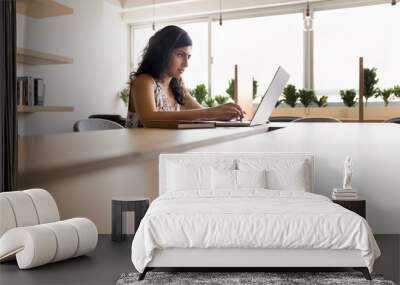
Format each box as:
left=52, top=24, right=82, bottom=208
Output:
left=112, top=201, right=124, bottom=242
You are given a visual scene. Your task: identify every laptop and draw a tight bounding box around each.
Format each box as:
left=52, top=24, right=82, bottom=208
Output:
left=215, top=66, right=290, bottom=127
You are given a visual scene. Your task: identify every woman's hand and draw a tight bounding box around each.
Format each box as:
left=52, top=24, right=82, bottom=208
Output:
left=208, top=103, right=246, bottom=121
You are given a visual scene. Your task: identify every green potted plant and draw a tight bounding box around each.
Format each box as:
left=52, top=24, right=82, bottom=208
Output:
left=340, top=89, right=357, bottom=107
left=118, top=87, right=130, bottom=107
left=363, top=68, right=379, bottom=106
left=252, top=77, right=258, bottom=100
left=298, top=89, right=316, bottom=108
left=226, top=79, right=234, bottom=101
left=314, top=95, right=328, bottom=107
left=393, top=85, right=400, bottom=98
left=214, top=95, right=229, bottom=105
left=189, top=84, right=208, bottom=105
left=204, top=97, right=216, bottom=107
left=281, top=84, right=298, bottom=108
left=376, top=88, right=394, bottom=107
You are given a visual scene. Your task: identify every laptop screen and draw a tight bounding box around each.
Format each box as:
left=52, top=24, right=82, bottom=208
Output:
left=250, top=66, right=290, bottom=126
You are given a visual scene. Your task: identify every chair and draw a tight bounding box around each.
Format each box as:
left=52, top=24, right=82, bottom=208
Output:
left=73, top=118, right=124, bottom=132
left=88, top=114, right=126, bottom=127
left=269, top=116, right=303, bottom=122
left=293, top=117, right=342, bottom=123
left=0, top=189, right=98, bottom=269
left=384, top=117, right=400, bottom=124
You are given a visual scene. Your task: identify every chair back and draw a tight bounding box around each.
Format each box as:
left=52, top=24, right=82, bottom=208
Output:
left=73, top=118, right=124, bottom=132
left=0, top=189, right=60, bottom=237
left=384, top=117, right=400, bottom=124
left=269, top=116, right=302, bottom=122
left=293, top=117, right=342, bottom=123
left=88, top=114, right=126, bottom=127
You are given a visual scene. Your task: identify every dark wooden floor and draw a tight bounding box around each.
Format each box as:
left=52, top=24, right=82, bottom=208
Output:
left=0, top=235, right=398, bottom=285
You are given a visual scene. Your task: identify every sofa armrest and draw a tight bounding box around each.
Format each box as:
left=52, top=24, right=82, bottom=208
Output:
left=0, top=218, right=98, bottom=269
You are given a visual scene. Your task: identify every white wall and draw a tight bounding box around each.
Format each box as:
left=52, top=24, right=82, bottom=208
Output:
left=17, top=0, right=129, bottom=135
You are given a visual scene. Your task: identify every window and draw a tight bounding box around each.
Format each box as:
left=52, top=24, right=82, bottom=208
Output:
left=178, top=22, right=208, bottom=90
left=132, top=26, right=155, bottom=71
left=211, top=13, right=303, bottom=101
left=314, top=4, right=400, bottom=102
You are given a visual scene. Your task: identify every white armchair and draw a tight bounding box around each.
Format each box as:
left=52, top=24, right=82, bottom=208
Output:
left=0, top=189, right=98, bottom=269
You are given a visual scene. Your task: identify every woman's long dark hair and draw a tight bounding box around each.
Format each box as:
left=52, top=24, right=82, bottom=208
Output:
left=130, top=25, right=192, bottom=105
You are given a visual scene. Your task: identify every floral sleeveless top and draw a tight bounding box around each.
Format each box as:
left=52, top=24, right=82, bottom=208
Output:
left=125, top=80, right=180, bottom=128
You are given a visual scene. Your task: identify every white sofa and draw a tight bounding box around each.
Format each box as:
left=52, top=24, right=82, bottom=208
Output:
left=0, top=189, right=98, bottom=269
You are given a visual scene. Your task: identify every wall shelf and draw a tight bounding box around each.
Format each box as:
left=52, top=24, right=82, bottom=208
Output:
left=16, top=0, right=73, bottom=18
left=17, top=48, right=73, bottom=65
left=18, top=105, right=74, bottom=113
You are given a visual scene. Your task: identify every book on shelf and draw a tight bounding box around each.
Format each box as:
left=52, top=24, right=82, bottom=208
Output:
left=17, top=76, right=45, bottom=107
left=17, top=78, right=22, bottom=105
left=27, top=77, right=34, bottom=105
left=145, top=120, right=216, bottom=129
left=17, top=76, right=31, bottom=105
left=34, top=78, right=45, bottom=106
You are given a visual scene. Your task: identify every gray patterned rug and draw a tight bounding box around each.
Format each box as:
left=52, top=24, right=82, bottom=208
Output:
left=116, top=271, right=396, bottom=285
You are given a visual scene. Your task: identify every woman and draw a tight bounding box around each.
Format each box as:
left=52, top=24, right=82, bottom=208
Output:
left=126, top=25, right=245, bottom=128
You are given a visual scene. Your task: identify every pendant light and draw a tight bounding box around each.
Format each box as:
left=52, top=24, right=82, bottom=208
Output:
left=219, top=0, right=223, bottom=25
left=305, top=1, right=311, bottom=18
left=152, top=0, right=156, bottom=31
left=392, top=0, right=396, bottom=5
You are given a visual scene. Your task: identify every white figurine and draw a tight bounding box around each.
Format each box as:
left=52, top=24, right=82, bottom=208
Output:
left=342, top=156, right=353, bottom=190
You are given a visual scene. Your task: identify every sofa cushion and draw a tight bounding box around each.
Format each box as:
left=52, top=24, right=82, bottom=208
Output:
left=0, top=196, right=17, bottom=237
left=0, top=192, right=39, bottom=227
left=24, top=189, right=60, bottom=224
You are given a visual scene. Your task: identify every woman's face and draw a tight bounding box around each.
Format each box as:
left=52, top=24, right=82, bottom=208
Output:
left=167, top=46, right=192, bottom=79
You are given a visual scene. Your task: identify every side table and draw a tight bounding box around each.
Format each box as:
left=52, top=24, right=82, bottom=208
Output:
left=332, top=199, right=366, bottom=219
left=112, top=196, right=149, bottom=242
